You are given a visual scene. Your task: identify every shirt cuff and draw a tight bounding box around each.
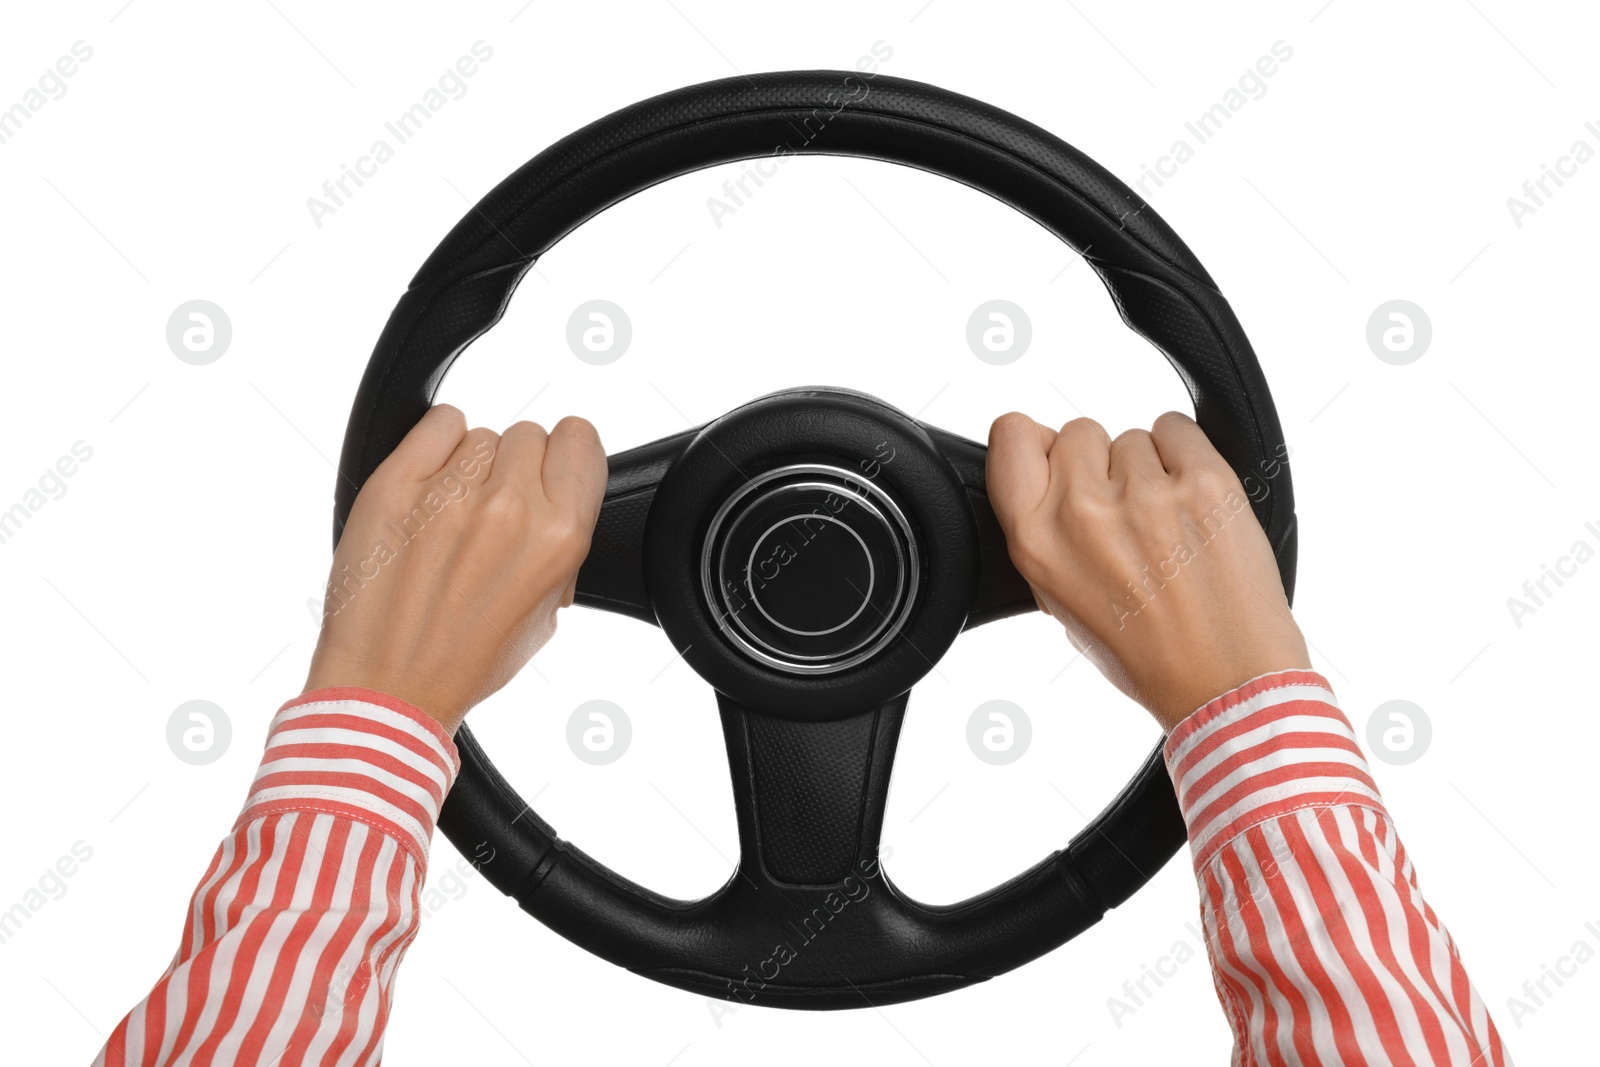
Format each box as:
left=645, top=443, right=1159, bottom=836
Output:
left=236, top=687, right=461, bottom=865
left=1162, top=669, right=1385, bottom=871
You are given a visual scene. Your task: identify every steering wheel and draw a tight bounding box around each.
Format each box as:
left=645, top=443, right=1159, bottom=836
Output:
left=334, top=71, right=1297, bottom=1010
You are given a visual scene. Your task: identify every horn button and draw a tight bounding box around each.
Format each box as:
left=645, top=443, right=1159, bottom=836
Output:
left=701, top=465, right=919, bottom=675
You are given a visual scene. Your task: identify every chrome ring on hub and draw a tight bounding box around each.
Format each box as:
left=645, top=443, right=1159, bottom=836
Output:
left=700, top=463, right=920, bottom=675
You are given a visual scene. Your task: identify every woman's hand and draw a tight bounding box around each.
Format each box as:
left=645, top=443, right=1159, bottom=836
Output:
left=986, top=410, right=1309, bottom=731
left=304, top=404, right=607, bottom=733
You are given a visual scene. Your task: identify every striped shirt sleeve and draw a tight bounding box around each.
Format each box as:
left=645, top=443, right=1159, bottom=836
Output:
left=1165, top=669, right=1511, bottom=1066
left=94, top=687, right=459, bottom=1067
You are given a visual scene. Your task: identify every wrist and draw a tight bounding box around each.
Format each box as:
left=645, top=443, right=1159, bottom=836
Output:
left=1143, top=643, right=1313, bottom=733
left=303, top=658, right=467, bottom=735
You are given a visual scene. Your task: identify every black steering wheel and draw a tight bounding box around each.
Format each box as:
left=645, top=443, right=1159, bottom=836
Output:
left=334, top=71, right=1297, bottom=1010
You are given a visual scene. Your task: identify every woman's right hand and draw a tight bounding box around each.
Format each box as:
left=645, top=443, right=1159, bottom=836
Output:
left=985, top=410, right=1310, bottom=731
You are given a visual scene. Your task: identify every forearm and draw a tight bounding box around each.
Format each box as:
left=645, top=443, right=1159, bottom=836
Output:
left=1167, top=669, right=1509, bottom=1066
left=95, top=689, right=457, bottom=1067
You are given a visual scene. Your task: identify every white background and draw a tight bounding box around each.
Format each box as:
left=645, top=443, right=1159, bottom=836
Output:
left=2, top=1, right=1596, bottom=1062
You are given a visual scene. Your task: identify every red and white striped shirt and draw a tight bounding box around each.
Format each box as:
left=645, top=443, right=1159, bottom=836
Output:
left=94, top=688, right=459, bottom=1067
left=1166, top=670, right=1510, bottom=1065
left=95, top=671, right=1509, bottom=1064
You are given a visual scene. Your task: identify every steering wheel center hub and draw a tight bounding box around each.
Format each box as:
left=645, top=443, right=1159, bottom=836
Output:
left=703, top=464, right=918, bottom=675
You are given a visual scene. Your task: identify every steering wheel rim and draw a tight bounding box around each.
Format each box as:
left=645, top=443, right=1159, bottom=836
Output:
left=333, top=70, right=1297, bottom=1009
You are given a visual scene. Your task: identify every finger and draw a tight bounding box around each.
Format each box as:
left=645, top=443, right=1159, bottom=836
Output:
left=1108, top=428, right=1170, bottom=487
left=1148, top=410, right=1221, bottom=476
left=541, top=416, right=608, bottom=525
left=372, top=404, right=468, bottom=482
left=437, top=426, right=501, bottom=490
left=986, top=412, right=1052, bottom=530
left=1034, top=420, right=1058, bottom=454
left=1048, top=417, right=1113, bottom=488
left=493, top=420, right=550, bottom=493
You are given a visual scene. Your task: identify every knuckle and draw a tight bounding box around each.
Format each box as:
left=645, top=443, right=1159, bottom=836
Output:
left=1184, top=462, right=1237, bottom=500
left=430, top=403, right=467, bottom=430
left=479, top=488, right=528, bottom=527
left=1125, top=473, right=1174, bottom=508
left=1112, top=427, right=1153, bottom=451
left=544, top=511, right=592, bottom=562
left=362, top=472, right=414, bottom=513
left=991, top=411, right=1032, bottom=437
left=1182, top=480, right=1243, bottom=525
left=1063, top=416, right=1107, bottom=439
left=1061, top=487, right=1111, bottom=524
left=1008, top=520, right=1054, bottom=576
left=554, top=414, right=595, bottom=437
left=358, top=466, right=400, bottom=498
left=1124, top=485, right=1173, bottom=526
left=470, top=429, right=502, bottom=461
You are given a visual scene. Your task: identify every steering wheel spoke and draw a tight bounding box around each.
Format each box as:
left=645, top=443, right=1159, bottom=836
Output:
left=920, top=423, right=1040, bottom=629
left=572, top=427, right=699, bottom=623
left=717, top=691, right=903, bottom=889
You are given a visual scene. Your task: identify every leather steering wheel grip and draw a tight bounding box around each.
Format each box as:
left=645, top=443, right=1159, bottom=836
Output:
left=334, top=70, right=1298, bottom=1008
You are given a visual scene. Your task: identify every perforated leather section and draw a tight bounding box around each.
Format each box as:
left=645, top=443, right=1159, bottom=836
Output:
left=745, top=711, right=876, bottom=884
left=575, top=488, right=657, bottom=621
